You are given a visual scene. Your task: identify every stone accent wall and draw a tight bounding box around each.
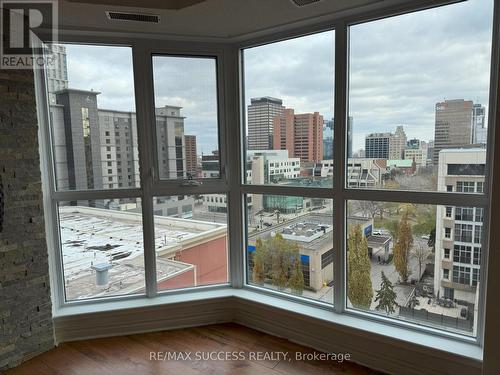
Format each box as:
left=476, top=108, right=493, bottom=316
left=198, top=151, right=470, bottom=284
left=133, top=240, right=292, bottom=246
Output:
left=0, top=69, right=54, bottom=370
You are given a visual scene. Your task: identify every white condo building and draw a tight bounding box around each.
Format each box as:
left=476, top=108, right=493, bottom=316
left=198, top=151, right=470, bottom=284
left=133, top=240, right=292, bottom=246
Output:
left=434, top=149, right=485, bottom=306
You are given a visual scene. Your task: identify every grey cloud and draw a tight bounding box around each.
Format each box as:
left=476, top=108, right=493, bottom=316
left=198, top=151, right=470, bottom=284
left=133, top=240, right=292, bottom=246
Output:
left=62, top=0, right=493, bottom=154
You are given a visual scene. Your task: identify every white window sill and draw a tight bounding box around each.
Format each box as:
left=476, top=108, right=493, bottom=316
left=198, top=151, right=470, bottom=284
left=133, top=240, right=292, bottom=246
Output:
left=53, top=286, right=483, bottom=362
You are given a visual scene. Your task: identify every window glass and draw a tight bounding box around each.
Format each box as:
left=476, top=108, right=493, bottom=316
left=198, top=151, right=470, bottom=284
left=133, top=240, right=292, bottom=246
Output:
left=346, top=201, right=484, bottom=336
left=348, top=0, right=493, bottom=192
left=152, top=56, right=219, bottom=180
left=58, top=198, right=144, bottom=301
left=243, top=31, right=334, bottom=188
left=246, top=194, right=334, bottom=303
left=47, top=44, right=138, bottom=191
left=153, top=194, right=228, bottom=291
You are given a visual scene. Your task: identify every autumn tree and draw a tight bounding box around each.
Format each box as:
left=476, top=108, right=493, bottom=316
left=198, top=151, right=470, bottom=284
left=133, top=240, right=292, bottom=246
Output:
left=288, top=244, right=304, bottom=295
left=270, top=233, right=289, bottom=290
left=252, top=233, right=304, bottom=293
left=393, top=211, right=413, bottom=283
left=252, top=238, right=266, bottom=285
left=347, top=224, right=373, bottom=309
left=374, top=271, right=398, bottom=315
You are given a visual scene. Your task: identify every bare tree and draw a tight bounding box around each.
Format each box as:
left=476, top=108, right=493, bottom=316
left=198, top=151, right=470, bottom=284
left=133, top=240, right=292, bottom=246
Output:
left=411, top=241, right=431, bottom=281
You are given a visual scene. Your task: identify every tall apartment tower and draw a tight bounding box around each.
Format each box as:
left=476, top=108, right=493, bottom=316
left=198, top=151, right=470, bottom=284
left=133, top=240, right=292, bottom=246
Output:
left=273, top=109, right=324, bottom=162
left=365, top=133, right=391, bottom=159
left=323, top=118, right=334, bottom=160
left=51, top=89, right=103, bottom=191
left=433, top=99, right=474, bottom=164
left=389, top=125, right=407, bottom=159
left=155, top=106, right=187, bottom=179
left=322, top=117, right=353, bottom=159
left=184, top=135, right=198, bottom=177
left=98, top=109, right=140, bottom=189
left=472, top=103, right=487, bottom=145
left=46, top=45, right=69, bottom=104
left=50, top=91, right=185, bottom=193
left=434, top=149, right=485, bottom=309
left=247, top=97, right=284, bottom=150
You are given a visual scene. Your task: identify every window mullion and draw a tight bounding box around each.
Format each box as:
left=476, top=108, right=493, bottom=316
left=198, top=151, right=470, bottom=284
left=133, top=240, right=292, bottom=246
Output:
left=227, top=45, right=244, bottom=288
left=133, top=44, right=157, bottom=298
left=333, top=21, right=348, bottom=313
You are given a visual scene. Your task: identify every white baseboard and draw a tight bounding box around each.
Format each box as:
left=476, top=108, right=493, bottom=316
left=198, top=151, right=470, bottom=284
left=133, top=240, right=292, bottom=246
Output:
left=53, top=292, right=482, bottom=375
left=234, top=298, right=481, bottom=375
left=54, top=296, right=236, bottom=343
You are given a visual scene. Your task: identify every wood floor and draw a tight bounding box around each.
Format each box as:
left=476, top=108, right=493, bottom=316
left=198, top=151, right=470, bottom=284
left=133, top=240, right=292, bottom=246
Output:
left=7, top=323, right=382, bottom=375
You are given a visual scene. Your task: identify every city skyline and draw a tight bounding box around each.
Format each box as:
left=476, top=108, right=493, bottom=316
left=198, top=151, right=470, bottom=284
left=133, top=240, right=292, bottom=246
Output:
left=60, top=0, right=492, bottom=155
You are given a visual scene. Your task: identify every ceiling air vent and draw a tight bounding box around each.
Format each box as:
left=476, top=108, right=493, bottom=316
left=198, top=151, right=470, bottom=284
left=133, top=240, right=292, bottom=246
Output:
left=105, top=11, right=160, bottom=23
left=290, top=0, right=321, bottom=6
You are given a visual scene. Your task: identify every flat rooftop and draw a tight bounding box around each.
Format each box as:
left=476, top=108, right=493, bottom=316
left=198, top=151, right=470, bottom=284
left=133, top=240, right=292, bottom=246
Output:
left=60, top=206, right=226, bottom=300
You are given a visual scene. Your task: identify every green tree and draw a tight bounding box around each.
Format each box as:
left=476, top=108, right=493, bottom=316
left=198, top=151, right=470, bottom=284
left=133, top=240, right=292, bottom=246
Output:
left=252, top=238, right=266, bottom=285
left=374, top=271, right=398, bottom=315
left=394, top=211, right=413, bottom=283
left=347, top=224, right=373, bottom=309
left=288, top=244, right=304, bottom=295
left=270, top=233, right=291, bottom=291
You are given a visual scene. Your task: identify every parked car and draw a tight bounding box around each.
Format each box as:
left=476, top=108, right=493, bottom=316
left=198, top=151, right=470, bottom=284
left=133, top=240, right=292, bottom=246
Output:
left=421, top=234, right=430, bottom=240
left=372, top=229, right=383, bottom=236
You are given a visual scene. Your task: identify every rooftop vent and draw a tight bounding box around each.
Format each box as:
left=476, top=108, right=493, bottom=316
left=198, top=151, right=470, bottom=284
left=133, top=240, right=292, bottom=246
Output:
left=105, top=11, right=160, bottom=23
left=290, top=0, right=321, bottom=6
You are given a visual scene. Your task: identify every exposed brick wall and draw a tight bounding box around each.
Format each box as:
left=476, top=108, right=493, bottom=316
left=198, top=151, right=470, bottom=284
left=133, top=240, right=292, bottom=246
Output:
left=0, top=69, right=54, bottom=370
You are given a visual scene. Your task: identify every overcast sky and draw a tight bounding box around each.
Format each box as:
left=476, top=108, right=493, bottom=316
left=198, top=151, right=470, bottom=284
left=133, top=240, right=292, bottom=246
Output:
left=63, top=0, right=493, bottom=154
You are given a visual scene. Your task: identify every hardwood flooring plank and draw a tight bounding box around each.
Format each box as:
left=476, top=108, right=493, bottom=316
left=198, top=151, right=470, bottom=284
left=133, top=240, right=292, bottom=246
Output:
left=6, top=324, right=380, bottom=375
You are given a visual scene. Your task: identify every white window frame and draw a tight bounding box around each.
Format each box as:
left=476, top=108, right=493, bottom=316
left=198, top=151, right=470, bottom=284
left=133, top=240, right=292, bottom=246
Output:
left=236, top=0, right=496, bottom=345
left=32, top=0, right=500, bottom=358
left=36, top=37, right=237, bottom=307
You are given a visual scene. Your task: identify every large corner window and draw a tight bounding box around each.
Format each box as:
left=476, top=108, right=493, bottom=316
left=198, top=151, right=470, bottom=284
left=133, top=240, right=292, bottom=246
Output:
left=242, top=29, right=335, bottom=304
left=42, top=44, right=228, bottom=302
left=343, top=0, right=493, bottom=337
left=37, top=0, right=496, bottom=349
left=240, top=0, right=493, bottom=339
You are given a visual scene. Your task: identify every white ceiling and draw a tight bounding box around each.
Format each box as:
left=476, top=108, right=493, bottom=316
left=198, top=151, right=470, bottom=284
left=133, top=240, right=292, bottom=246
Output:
left=57, top=0, right=392, bottom=41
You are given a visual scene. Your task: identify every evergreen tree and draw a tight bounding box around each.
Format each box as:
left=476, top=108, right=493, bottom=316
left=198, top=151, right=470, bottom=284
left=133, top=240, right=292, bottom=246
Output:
left=374, top=271, right=398, bottom=315
left=288, top=243, right=304, bottom=295
left=394, top=211, right=413, bottom=283
left=347, top=224, right=373, bottom=309
left=252, top=238, right=266, bottom=285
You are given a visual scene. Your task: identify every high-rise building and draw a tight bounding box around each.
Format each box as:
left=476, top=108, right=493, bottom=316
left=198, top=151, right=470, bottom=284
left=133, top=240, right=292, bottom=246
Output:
left=322, top=117, right=353, bottom=159
left=50, top=89, right=104, bottom=191
left=365, top=132, right=391, bottom=159
left=50, top=90, right=185, bottom=193
left=434, top=149, right=485, bottom=308
left=184, top=135, right=197, bottom=177
left=46, top=44, right=69, bottom=104
left=433, top=99, right=475, bottom=164
left=98, top=108, right=140, bottom=190
left=201, top=150, right=220, bottom=178
left=247, top=97, right=284, bottom=150
left=472, top=103, right=487, bottom=145
left=365, top=126, right=407, bottom=160
left=404, top=138, right=428, bottom=167
left=273, top=108, right=323, bottom=162
left=323, top=119, right=334, bottom=160
left=389, top=125, right=407, bottom=159
left=155, top=106, right=186, bottom=179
